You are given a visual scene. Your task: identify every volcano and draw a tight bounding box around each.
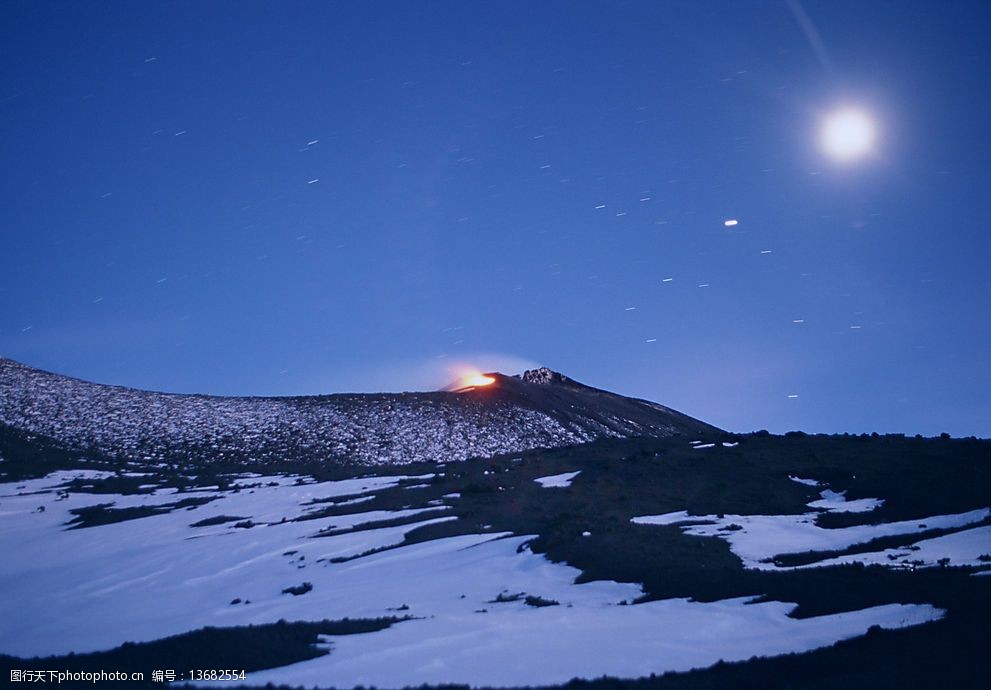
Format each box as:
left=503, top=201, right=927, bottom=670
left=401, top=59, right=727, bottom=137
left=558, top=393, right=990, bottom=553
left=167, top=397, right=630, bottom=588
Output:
left=0, top=358, right=718, bottom=468
left=0, top=358, right=988, bottom=689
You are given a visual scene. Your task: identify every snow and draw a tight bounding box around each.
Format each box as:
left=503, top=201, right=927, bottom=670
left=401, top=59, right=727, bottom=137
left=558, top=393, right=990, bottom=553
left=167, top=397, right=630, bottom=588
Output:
left=787, top=478, right=885, bottom=513
left=0, top=471, right=950, bottom=687
left=0, top=471, right=452, bottom=656
left=534, top=471, right=581, bottom=488
left=807, top=489, right=884, bottom=514
left=314, top=506, right=449, bottom=532
left=804, top=525, right=991, bottom=570
left=693, top=443, right=716, bottom=449
left=632, top=508, right=990, bottom=570
left=205, top=598, right=938, bottom=689
left=326, top=494, right=377, bottom=507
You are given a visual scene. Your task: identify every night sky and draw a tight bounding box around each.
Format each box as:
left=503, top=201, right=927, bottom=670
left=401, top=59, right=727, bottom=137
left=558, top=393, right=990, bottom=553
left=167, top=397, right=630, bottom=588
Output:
left=2, top=1, right=989, bottom=437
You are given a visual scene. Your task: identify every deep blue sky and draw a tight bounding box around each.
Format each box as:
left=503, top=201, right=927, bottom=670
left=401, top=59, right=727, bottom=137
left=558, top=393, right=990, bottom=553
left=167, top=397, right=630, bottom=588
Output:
left=2, top=1, right=989, bottom=436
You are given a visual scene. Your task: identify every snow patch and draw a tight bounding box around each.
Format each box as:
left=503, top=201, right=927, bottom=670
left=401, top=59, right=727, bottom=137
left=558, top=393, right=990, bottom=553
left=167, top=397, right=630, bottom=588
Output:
left=805, top=525, right=991, bottom=570
left=209, top=598, right=940, bottom=689
left=807, top=489, right=884, bottom=514
left=632, top=508, right=990, bottom=570
left=534, top=471, right=581, bottom=488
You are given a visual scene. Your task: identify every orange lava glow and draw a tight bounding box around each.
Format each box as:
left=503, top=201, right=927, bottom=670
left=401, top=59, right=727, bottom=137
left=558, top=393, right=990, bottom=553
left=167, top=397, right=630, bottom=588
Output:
left=444, top=364, right=499, bottom=392
left=460, top=372, right=495, bottom=388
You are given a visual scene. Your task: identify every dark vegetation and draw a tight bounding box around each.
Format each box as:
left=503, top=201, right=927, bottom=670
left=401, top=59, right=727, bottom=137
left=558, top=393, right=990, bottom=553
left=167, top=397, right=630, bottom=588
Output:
left=524, top=595, right=560, bottom=607
left=0, top=422, right=107, bottom=482
left=190, top=514, right=247, bottom=527
left=65, top=496, right=217, bottom=529
left=0, top=618, right=402, bottom=690
left=393, top=433, right=990, bottom=620
left=313, top=507, right=450, bottom=538
left=490, top=591, right=525, bottom=603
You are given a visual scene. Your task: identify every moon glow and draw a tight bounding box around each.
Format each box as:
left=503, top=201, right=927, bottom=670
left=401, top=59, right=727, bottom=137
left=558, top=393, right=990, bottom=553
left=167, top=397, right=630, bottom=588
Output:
left=821, top=108, right=876, bottom=161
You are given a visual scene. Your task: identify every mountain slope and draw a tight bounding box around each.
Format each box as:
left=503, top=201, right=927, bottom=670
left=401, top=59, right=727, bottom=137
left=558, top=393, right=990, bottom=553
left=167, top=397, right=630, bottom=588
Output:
left=1, top=433, right=988, bottom=689
left=0, top=358, right=988, bottom=688
left=0, top=359, right=718, bottom=467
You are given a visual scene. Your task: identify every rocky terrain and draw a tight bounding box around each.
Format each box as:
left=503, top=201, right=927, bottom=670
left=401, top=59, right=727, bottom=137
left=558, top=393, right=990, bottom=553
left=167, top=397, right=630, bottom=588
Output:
left=0, top=359, right=717, bottom=468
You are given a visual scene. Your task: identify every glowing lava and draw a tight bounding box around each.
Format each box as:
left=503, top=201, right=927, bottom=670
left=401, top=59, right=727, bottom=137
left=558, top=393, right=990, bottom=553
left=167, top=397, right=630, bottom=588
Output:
left=444, top=366, right=498, bottom=392
left=460, top=372, right=495, bottom=388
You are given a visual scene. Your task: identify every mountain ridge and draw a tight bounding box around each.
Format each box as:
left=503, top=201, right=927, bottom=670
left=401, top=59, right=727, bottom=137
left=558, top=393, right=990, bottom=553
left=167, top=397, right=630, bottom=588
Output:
left=0, top=357, right=719, bottom=467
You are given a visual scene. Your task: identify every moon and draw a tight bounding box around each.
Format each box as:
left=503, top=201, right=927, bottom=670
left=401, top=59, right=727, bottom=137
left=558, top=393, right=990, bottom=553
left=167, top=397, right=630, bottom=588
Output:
left=820, top=108, right=876, bottom=161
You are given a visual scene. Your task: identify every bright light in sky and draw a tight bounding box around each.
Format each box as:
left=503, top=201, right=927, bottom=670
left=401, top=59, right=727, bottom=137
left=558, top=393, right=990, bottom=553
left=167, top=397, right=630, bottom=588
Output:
left=821, top=108, right=876, bottom=161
